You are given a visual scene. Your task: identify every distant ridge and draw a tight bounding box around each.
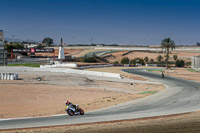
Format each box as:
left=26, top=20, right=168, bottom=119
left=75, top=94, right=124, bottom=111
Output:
left=4, top=38, right=41, bottom=43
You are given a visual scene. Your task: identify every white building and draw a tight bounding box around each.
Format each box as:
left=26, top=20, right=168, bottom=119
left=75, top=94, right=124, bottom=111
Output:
left=191, top=56, right=200, bottom=70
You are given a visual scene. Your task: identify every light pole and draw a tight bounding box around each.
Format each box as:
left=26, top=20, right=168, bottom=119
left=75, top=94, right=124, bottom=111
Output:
left=91, top=37, right=93, bottom=44
left=72, top=36, right=75, bottom=44
left=3, top=49, right=5, bottom=73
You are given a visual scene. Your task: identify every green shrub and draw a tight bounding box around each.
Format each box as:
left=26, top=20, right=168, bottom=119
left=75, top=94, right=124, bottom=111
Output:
left=130, top=58, right=145, bottom=65
left=83, top=57, right=97, bottom=63
left=175, top=59, right=185, bottom=67
left=121, top=57, right=129, bottom=64
left=144, top=56, right=149, bottom=63
left=173, top=55, right=178, bottom=61
left=113, top=61, right=119, bottom=64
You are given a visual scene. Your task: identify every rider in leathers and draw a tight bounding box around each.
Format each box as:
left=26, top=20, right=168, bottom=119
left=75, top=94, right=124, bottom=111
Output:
left=65, top=100, right=77, bottom=109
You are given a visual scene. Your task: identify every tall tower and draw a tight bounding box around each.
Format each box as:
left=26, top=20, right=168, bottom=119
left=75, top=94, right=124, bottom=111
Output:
left=58, top=38, right=65, bottom=59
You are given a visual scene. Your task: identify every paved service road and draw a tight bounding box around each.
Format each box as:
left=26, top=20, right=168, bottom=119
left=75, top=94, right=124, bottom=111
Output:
left=1, top=68, right=200, bottom=130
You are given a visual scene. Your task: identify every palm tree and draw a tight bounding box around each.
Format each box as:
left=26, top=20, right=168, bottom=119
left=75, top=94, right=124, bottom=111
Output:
left=144, top=56, right=149, bottom=64
left=150, top=59, right=154, bottom=64
left=161, top=38, right=176, bottom=69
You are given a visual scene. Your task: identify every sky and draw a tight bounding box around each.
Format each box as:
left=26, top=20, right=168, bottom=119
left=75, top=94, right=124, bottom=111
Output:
left=1, top=0, right=200, bottom=45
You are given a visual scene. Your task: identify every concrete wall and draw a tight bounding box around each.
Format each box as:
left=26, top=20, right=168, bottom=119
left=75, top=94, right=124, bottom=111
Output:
left=191, top=56, right=200, bottom=69
left=0, top=67, right=121, bottom=78
left=40, top=64, right=121, bottom=78
left=40, top=63, right=77, bottom=68
left=80, top=64, right=113, bottom=69
left=47, top=68, right=121, bottom=78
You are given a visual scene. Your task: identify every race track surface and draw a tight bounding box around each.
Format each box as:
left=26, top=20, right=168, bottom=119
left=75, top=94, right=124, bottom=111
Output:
left=1, top=68, right=200, bottom=129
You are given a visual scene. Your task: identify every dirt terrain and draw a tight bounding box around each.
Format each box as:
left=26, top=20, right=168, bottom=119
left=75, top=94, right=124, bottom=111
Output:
left=165, top=68, right=200, bottom=82
left=0, top=71, right=164, bottom=119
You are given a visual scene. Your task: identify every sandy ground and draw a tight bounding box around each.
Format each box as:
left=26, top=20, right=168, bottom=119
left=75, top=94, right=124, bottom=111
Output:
left=2, top=111, right=200, bottom=133
left=0, top=72, right=163, bottom=119
left=165, top=68, right=200, bottom=82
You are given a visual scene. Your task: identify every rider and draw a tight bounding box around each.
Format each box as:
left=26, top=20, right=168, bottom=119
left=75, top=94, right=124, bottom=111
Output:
left=161, top=72, right=164, bottom=78
left=65, top=100, right=77, bottom=109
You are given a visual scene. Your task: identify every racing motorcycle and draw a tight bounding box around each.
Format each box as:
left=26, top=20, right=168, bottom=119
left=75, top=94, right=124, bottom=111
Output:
left=65, top=105, right=84, bottom=116
left=161, top=73, right=165, bottom=78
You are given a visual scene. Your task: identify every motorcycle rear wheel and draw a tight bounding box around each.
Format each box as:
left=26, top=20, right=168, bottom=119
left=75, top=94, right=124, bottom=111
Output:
left=78, top=108, right=84, bottom=115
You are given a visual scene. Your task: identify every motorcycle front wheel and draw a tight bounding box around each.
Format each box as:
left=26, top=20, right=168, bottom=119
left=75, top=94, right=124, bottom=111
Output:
left=67, top=109, right=74, bottom=116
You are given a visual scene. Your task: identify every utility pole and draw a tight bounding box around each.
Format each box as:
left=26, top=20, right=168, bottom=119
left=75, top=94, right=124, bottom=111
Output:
left=3, top=50, right=5, bottom=73
left=72, top=37, right=75, bottom=44
left=91, top=37, right=93, bottom=44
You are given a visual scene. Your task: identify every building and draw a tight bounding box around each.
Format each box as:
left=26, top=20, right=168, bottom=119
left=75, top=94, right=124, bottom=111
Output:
left=0, top=29, right=7, bottom=65
left=191, top=56, right=200, bottom=70
left=0, top=47, right=7, bottom=65
left=0, top=30, right=3, bottom=41
left=0, top=30, right=4, bottom=46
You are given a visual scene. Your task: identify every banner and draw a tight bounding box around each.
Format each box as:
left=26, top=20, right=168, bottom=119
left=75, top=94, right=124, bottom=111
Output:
left=12, top=48, right=54, bottom=53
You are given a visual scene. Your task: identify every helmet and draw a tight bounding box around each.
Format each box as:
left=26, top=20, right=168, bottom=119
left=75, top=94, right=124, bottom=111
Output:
left=65, top=100, right=69, bottom=104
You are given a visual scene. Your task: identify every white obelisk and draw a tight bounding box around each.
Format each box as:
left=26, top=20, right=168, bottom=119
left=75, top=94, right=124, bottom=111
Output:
left=58, top=38, right=65, bottom=59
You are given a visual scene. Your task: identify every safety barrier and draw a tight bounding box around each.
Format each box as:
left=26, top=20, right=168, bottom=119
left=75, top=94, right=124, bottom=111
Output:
left=0, top=73, right=18, bottom=80
left=0, top=67, right=121, bottom=78
left=79, top=64, right=113, bottom=69
left=40, top=63, right=77, bottom=68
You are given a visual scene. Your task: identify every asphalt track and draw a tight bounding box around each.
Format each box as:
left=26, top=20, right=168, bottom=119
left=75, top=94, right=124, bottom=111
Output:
left=0, top=68, right=200, bottom=130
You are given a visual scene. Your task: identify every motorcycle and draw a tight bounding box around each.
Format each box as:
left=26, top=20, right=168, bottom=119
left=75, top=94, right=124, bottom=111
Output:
left=161, top=73, right=164, bottom=78
left=65, top=105, right=84, bottom=116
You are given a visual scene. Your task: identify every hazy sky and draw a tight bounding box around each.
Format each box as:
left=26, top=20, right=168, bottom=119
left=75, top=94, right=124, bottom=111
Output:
left=1, top=0, right=200, bottom=45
